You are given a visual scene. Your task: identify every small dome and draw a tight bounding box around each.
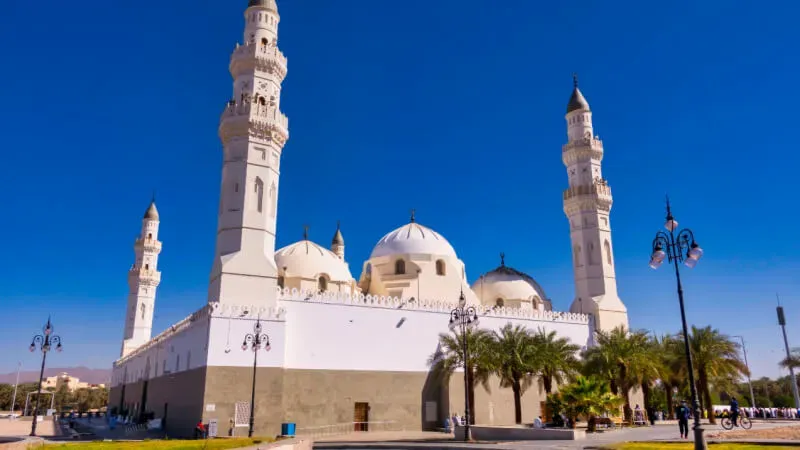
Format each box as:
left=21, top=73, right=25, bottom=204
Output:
left=143, top=202, right=159, bottom=220
left=472, top=257, right=549, bottom=307
left=370, top=220, right=457, bottom=259
left=248, top=0, right=278, bottom=11
left=275, top=239, right=353, bottom=282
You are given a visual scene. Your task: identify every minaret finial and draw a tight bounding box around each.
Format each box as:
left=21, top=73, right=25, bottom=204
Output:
left=151, top=190, right=156, bottom=203
left=336, top=220, right=341, bottom=230
left=410, top=209, right=416, bottom=223
left=573, top=73, right=578, bottom=88
left=500, top=252, right=505, bottom=266
left=303, top=224, right=309, bottom=240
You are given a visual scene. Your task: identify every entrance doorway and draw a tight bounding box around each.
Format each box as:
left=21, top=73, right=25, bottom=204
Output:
left=354, top=402, right=369, bottom=431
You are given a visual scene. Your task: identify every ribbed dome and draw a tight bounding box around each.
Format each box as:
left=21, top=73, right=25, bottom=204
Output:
left=275, top=240, right=353, bottom=282
left=143, top=202, right=159, bottom=220
left=370, top=221, right=457, bottom=259
left=472, top=256, right=548, bottom=307
left=248, top=0, right=278, bottom=11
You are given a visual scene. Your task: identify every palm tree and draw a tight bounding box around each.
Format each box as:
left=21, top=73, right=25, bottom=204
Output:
left=780, top=347, right=800, bottom=371
left=634, top=336, right=663, bottom=414
left=657, top=335, right=686, bottom=419
left=556, top=376, right=622, bottom=432
left=582, top=326, right=651, bottom=421
left=683, top=326, right=748, bottom=425
left=530, top=328, right=581, bottom=396
left=429, top=328, right=496, bottom=425
left=492, top=324, right=538, bottom=424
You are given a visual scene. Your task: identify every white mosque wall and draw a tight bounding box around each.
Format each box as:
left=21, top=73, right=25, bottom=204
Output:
left=112, top=289, right=592, bottom=386
left=111, top=305, right=212, bottom=387
left=278, top=289, right=591, bottom=373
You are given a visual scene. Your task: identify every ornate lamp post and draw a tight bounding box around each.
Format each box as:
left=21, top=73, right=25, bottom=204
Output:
left=649, top=198, right=706, bottom=450
left=241, top=318, right=270, bottom=438
left=448, top=290, right=479, bottom=441
left=28, top=317, right=63, bottom=437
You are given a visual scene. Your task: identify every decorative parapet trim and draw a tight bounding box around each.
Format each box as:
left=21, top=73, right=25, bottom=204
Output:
left=276, top=288, right=589, bottom=324
left=208, top=302, right=286, bottom=320
left=113, top=303, right=214, bottom=367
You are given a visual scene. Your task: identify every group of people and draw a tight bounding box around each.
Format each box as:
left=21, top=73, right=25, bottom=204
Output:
left=716, top=405, right=799, bottom=420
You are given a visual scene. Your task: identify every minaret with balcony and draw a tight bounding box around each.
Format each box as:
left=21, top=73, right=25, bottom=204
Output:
left=562, top=75, right=628, bottom=332
left=331, top=221, right=345, bottom=259
left=209, top=0, right=290, bottom=306
left=121, top=200, right=162, bottom=357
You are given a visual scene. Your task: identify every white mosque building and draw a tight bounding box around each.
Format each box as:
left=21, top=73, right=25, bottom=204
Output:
left=110, top=0, right=631, bottom=437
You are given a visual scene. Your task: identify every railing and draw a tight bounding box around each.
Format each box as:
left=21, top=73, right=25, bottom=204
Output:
left=562, top=137, right=603, bottom=153
left=563, top=181, right=612, bottom=201
left=295, top=420, right=401, bottom=439
left=134, top=238, right=162, bottom=251
left=220, top=101, right=289, bottom=135
left=230, top=42, right=287, bottom=70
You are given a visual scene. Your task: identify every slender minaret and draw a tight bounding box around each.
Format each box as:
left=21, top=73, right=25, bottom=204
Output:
left=210, top=0, right=289, bottom=305
left=562, top=75, right=628, bottom=332
left=121, top=200, right=162, bottom=357
left=331, top=221, right=344, bottom=259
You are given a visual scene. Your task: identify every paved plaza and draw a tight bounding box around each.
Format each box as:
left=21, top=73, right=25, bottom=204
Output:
left=313, top=421, right=800, bottom=449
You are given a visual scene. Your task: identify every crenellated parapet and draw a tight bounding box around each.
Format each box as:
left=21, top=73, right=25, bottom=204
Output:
left=230, top=42, right=287, bottom=81
left=276, top=288, right=590, bottom=324
left=563, top=179, right=613, bottom=214
left=208, top=302, right=286, bottom=320
left=562, top=137, right=604, bottom=165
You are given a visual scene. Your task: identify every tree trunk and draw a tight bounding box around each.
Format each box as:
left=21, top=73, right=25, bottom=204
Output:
left=665, top=382, right=675, bottom=420
left=512, top=377, right=522, bottom=424
left=697, top=370, right=715, bottom=424
left=620, top=365, right=632, bottom=422
left=543, top=376, right=553, bottom=395
left=642, top=382, right=651, bottom=409
left=468, top=369, right=477, bottom=425
left=588, top=415, right=597, bottom=433
left=610, top=379, right=619, bottom=395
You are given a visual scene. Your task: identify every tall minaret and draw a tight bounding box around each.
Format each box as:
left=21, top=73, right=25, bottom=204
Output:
left=562, top=75, right=628, bottom=332
left=331, top=221, right=345, bottom=259
left=121, top=200, right=162, bottom=357
left=210, top=0, right=289, bottom=305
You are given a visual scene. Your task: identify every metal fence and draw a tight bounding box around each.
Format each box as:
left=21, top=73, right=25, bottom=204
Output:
left=295, top=420, right=400, bottom=438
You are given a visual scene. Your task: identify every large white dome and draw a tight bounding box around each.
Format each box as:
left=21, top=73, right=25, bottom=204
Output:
left=370, top=220, right=457, bottom=259
left=275, top=240, right=353, bottom=282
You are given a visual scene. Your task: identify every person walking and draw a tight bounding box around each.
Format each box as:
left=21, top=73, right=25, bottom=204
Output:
left=676, top=401, right=691, bottom=439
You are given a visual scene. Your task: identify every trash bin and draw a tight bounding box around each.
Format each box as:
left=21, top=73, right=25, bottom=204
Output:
left=281, top=422, right=296, bottom=437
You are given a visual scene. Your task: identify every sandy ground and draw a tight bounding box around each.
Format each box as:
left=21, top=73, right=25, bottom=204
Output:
left=707, top=423, right=800, bottom=440
left=0, top=418, right=56, bottom=437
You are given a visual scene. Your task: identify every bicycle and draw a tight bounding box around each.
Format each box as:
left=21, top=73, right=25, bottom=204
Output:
left=720, top=415, right=752, bottom=430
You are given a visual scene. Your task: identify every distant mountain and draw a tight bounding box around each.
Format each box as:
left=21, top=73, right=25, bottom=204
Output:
left=0, top=367, right=111, bottom=385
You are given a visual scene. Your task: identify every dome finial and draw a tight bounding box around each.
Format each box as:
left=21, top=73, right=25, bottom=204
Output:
left=410, top=209, right=416, bottom=223
left=331, top=221, right=344, bottom=246
left=566, top=74, right=590, bottom=113
left=500, top=252, right=506, bottom=266
left=303, top=224, right=309, bottom=241
left=143, top=196, right=159, bottom=220
left=573, top=72, right=578, bottom=88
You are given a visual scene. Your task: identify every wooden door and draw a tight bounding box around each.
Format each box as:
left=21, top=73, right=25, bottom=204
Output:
left=354, top=402, right=369, bottom=431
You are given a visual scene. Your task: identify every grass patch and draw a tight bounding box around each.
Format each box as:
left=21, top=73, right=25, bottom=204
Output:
left=610, top=444, right=799, bottom=450
left=30, top=437, right=273, bottom=449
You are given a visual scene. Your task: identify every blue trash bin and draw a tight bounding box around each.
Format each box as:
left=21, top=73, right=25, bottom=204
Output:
left=281, top=422, right=296, bottom=437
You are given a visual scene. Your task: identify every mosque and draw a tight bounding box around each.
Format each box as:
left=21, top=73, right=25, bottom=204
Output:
left=109, top=0, right=631, bottom=437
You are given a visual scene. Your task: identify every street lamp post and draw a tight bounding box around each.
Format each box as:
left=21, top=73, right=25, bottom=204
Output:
left=28, top=317, right=63, bottom=437
left=241, top=318, right=271, bottom=438
left=11, top=362, right=21, bottom=418
left=649, top=198, right=706, bottom=450
left=732, top=335, right=757, bottom=410
left=448, top=290, right=479, bottom=442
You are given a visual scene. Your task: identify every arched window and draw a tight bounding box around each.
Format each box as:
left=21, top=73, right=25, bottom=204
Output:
left=144, top=263, right=149, bottom=270
left=277, top=276, right=285, bottom=289
left=495, top=298, right=505, bottom=308
left=318, top=276, right=328, bottom=292
left=435, top=260, right=446, bottom=276
left=261, top=37, right=268, bottom=46
left=255, top=177, right=264, bottom=213
left=573, top=245, right=582, bottom=267
left=147, top=233, right=152, bottom=239
left=605, top=240, right=613, bottom=265
left=395, top=259, right=406, bottom=275
left=588, top=242, right=596, bottom=265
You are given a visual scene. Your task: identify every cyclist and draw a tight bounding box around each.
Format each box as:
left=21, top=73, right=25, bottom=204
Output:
left=730, top=397, right=740, bottom=427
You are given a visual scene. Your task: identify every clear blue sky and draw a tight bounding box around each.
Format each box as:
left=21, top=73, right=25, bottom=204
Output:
left=1, top=0, right=798, bottom=379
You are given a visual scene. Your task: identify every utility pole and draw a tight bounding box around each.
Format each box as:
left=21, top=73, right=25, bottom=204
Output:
left=733, top=336, right=756, bottom=409
left=777, top=296, right=800, bottom=410
left=10, top=362, right=21, bottom=416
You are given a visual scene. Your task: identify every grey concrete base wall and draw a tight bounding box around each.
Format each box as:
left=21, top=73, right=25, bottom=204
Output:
left=445, top=375, right=546, bottom=426
left=108, top=367, right=207, bottom=438
left=455, top=425, right=586, bottom=441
